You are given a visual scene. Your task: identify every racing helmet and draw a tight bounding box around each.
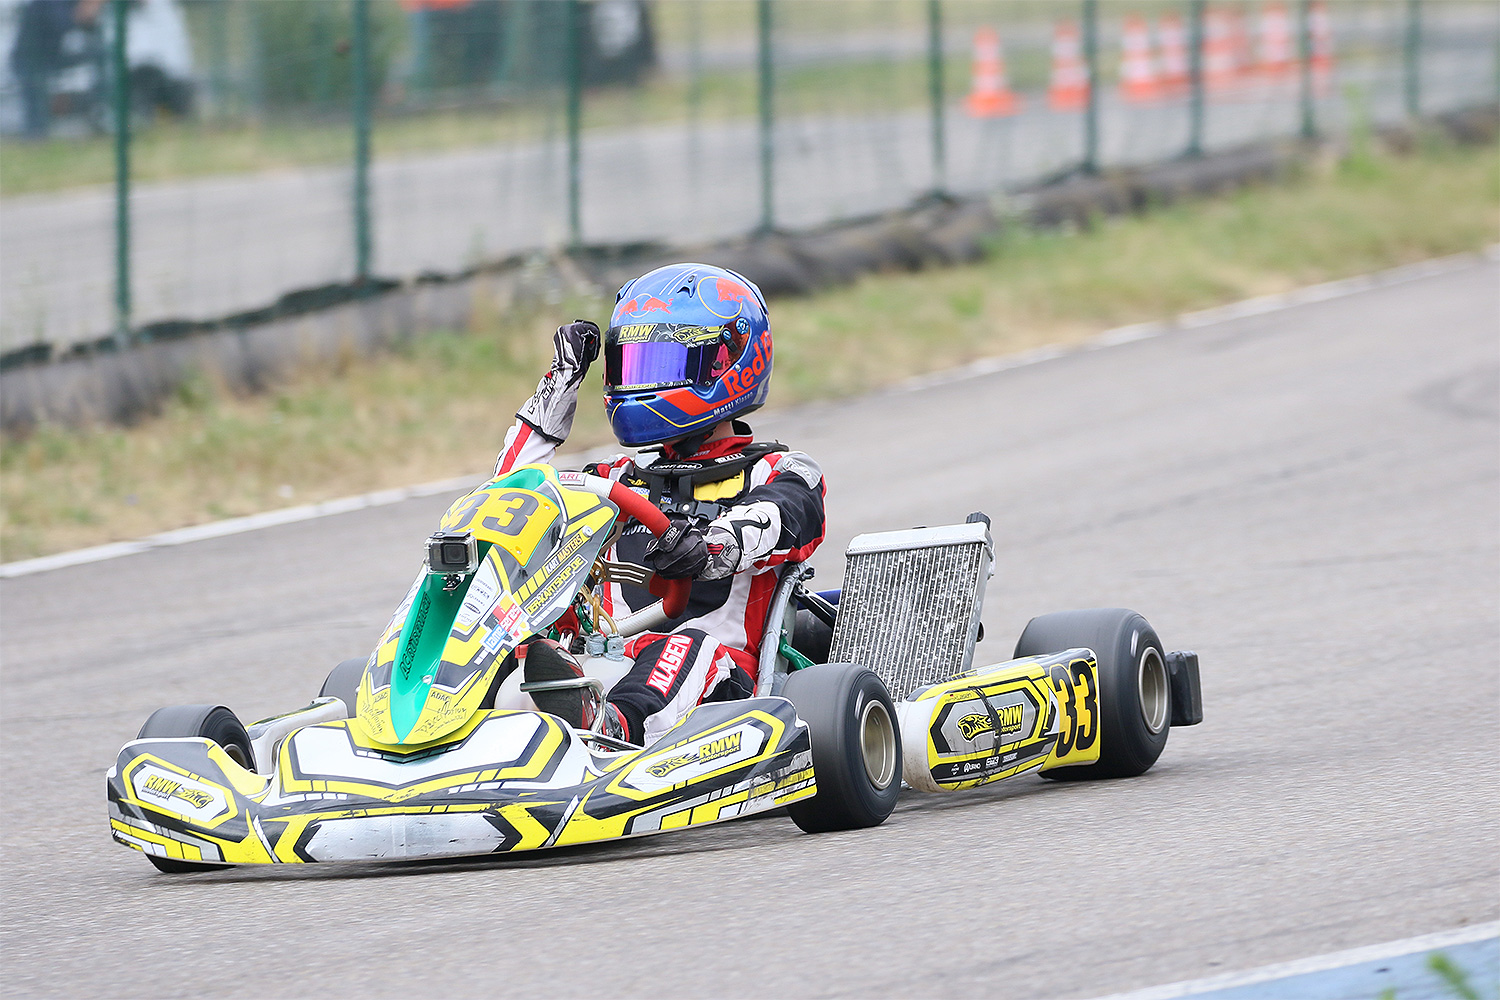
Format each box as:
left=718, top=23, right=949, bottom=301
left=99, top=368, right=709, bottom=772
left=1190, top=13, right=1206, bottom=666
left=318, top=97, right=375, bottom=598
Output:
left=603, top=263, right=773, bottom=448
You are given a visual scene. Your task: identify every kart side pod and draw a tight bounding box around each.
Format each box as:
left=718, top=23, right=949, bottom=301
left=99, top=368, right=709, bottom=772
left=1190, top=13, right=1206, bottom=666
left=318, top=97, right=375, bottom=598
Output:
left=894, top=649, right=1102, bottom=793
left=822, top=520, right=1202, bottom=792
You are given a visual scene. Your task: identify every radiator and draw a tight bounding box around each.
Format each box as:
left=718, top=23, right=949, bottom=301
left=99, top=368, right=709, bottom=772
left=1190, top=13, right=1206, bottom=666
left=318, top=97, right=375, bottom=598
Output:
left=828, top=520, right=994, bottom=700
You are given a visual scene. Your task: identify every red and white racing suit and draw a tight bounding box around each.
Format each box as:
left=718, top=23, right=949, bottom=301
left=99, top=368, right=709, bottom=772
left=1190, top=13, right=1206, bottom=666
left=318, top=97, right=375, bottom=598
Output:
left=495, top=415, right=826, bottom=744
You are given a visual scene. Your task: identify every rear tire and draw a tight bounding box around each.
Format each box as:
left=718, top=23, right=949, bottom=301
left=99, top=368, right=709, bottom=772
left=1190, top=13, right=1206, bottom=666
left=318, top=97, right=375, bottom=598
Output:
left=135, top=705, right=253, bottom=872
left=789, top=609, right=833, bottom=665
left=781, top=664, right=901, bottom=833
left=319, top=657, right=368, bottom=718
left=1014, top=609, right=1170, bottom=780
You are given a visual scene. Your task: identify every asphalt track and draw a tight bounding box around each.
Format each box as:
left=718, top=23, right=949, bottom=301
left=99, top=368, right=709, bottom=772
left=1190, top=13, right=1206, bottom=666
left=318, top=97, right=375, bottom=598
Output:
left=1, top=260, right=1496, bottom=999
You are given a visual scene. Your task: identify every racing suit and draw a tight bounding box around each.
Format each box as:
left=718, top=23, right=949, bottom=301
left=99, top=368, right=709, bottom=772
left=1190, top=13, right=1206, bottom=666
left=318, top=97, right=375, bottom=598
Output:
left=495, top=324, right=825, bottom=744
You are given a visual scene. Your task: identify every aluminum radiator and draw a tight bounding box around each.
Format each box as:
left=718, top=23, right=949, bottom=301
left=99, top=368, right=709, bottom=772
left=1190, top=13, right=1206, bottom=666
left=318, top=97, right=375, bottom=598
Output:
left=827, top=520, right=994, bottom=700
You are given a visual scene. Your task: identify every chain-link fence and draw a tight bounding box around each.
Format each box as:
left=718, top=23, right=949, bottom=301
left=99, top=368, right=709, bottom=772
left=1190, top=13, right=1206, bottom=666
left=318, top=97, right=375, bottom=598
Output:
left=2, top=0, right=1496, bottom=359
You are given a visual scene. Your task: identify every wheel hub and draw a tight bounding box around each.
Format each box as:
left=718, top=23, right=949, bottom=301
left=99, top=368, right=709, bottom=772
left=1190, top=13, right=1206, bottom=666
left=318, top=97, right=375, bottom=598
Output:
left=1138, top=647, right=1168, bottom=734
left=859, top=699, right=897, bottom=789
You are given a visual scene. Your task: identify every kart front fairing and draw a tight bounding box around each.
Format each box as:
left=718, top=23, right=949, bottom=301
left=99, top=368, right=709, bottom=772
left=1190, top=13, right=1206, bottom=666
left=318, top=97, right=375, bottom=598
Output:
left=357, top=466, right=619, bottom=748
left=107, top=699, right=814, bottom=865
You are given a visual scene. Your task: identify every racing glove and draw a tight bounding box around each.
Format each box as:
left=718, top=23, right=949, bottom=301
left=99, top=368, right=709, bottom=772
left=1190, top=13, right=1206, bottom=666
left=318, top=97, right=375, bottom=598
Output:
left=515, top=320, right=601, bottom=444
left=705, top=502, right=778, bottom=574
left=644, top=513, right=744, bottom=581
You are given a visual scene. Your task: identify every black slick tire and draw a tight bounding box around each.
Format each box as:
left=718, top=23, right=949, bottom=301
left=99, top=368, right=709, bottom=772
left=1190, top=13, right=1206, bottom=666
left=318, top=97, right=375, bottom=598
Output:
left=1014, top=609, right=1170, bottom=780
left=319, top=657, right=368, bottom=718
left=781, top=664, right=901, bottom=833
left=135, top=705, right=254, bottom=873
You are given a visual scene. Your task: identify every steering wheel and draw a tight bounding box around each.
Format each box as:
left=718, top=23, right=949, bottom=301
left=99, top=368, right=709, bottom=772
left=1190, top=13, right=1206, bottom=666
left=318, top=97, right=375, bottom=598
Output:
left=566, top=474, right=692, bottom=620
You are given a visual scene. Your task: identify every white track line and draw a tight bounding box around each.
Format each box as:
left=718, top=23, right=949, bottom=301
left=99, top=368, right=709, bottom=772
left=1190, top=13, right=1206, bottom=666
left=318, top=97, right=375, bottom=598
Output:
left=892, top=247, right=1494, bottom=395
left=1085, top=921, right=1499, bottom=1000
left=0, top=475, right=474, bottom=579
left=3, top=249, right=1494, bottom=580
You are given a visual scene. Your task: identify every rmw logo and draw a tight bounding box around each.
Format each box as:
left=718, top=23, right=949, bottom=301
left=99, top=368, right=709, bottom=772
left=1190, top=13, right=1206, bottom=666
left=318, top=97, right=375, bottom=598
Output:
left=140, top=773, right=215, bottom=809
left=696, top=732, right=742, bottom=764
left=957, top=704, right=1024, bottom=741
left=645, top=731, right=744, bottom=778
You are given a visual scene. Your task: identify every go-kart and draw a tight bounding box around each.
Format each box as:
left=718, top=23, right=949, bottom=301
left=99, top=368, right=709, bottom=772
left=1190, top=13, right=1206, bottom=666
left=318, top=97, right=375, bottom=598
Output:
left=107, top=464, right=1202, bottom=870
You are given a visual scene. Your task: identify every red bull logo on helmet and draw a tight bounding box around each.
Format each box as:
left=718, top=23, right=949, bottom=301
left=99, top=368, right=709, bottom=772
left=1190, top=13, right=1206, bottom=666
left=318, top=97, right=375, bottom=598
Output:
left=719, top=334, right=770, bottom=396
left=616, top=295, right=673, bottom=321
left=698, top=275, right=758, bottom=320
left=713, top=278, right=752, bottom=302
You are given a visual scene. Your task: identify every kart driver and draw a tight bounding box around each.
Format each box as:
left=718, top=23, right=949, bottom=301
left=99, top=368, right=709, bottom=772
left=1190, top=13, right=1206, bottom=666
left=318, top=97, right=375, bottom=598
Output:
left=492, top=263, right=825, bottom=747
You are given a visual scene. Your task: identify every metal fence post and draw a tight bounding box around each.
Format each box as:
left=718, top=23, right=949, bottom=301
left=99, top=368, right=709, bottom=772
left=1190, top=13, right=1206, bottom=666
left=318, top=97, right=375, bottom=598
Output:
left=111, top=0, right=131, bottom=347
left=567, top=0, right=583, bottom=248
left=687, top=0, right=703, bottom=215
left=1298, top=0, right=1316, bottom=139
left=410, top=5, right=431, bottom=98
left=313, top=6, right=333, bottom=107
left=927, top=0, right=946, bottom=196
left=353, top=0, right=372, bottom=283
left=757, top=0, right=774, bottom=233
left=208, top=0, right=229, bottom=115
left=1187, top=0, right=1205, bottom=157
left=1082, top=0, right=1099, bottom=174
left=1404, top=0, right=1421, bottom=119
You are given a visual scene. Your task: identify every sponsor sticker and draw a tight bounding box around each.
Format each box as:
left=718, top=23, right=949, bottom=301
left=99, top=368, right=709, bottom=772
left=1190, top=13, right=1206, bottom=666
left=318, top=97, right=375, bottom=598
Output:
left=482, top=602, right=528, bottom=654
left=645, top=635, right=695, bottom=696
left=646, top=732, right=743, bottom=777
left=776, top=454, right=823, bottom=490
left=518, top=553, right=588, bottom=618
left=456, top=563, right=500, bottom=632
left=957, top=704, right=1024, bottom=742
left=615, top=324, right=654, bottom=343
left=398, top=593, right=433, bottom=681
left=481, top=626, right=510, bottom=655
left=492, top=600, right=524, bottom=635
left=131, top=762, right=230, bottom=823
left=630, top=724, right=763, bottom=789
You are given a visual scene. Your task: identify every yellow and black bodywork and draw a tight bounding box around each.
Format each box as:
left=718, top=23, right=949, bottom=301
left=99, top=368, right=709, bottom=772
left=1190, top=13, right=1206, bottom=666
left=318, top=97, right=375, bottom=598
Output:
left=895, top=649, right=1102, bottom=793
left=105, top=461, right=1186, bottom=867
left=107, top=701, right=816, bottom=863
left=356, top=464, right=620, bottom=748
left=107, top=701, right=814, bottom=865
left=106, top=464, right=816, bottom=866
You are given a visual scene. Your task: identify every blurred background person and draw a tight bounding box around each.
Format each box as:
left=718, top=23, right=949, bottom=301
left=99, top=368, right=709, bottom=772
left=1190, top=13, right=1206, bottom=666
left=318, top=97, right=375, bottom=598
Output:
left=7, top=0, right=102, bottom=138
left=2, top=0, right=191, bottom=138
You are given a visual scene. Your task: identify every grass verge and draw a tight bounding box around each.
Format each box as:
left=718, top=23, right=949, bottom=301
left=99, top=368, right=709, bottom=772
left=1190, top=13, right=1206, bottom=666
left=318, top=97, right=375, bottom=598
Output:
left=2, top=139, right=1495, bottom=561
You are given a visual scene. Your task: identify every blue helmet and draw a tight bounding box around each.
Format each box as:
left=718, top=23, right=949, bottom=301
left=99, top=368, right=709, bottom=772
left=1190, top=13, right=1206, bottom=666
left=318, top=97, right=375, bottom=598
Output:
left=602, top=263, right=773, bottom=448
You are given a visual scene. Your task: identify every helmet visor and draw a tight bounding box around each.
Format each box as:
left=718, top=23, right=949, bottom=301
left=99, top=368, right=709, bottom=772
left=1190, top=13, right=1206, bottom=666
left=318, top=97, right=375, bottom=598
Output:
left=604, top=325, right=740, bottom=392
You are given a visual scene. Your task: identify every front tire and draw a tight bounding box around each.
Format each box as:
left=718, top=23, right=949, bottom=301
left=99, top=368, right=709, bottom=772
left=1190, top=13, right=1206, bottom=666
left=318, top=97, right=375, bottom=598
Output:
left=319, top=657, right=368, bottom=718
left=1014, top=609, right=1170, bottom=780
left=782, top=664, right=901, bottom=833
left=135, top=705, right=253, bottom=872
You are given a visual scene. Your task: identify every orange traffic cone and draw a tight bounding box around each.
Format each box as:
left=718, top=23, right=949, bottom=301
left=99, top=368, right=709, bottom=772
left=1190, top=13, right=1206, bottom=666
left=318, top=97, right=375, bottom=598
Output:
left=1157, top=12, right=1190, bottom=94
left=1048, top=20, right=1089, bottom=111
left=1310, top=0, right=1334, bottom=95
left=1258, top=2, right=1295, bottom=80
left=1204, top=9, right=1238, bottom=92
left=1120, top=14, right=1161, bottom=103
left=966, top=26, right=1022, bottom=117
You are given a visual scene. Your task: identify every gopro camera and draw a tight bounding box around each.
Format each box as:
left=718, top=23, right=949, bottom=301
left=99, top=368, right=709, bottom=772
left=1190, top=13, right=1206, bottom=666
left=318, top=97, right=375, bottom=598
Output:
left=426, top=531, right=478, bottom=576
